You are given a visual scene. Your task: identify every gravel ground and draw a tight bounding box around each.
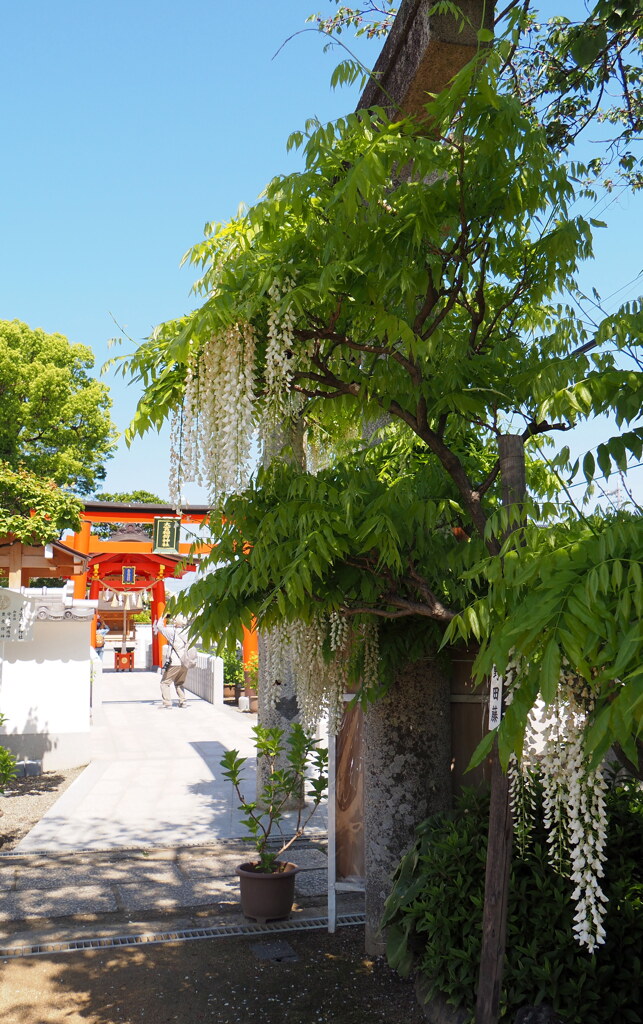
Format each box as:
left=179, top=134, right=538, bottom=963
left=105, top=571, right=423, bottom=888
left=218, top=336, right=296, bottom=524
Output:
left=0, top=766, right=85, bottom=851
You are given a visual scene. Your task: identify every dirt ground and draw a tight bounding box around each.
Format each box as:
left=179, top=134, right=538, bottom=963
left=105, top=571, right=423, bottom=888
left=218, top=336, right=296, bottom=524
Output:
left=0, top=926, right=426, bottom=1024
left=0, top=766, right=427, bottom=1021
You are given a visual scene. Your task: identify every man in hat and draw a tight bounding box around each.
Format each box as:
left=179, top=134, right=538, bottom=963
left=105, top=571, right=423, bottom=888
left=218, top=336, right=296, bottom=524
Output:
left=153, top=617, right=193, bottom=708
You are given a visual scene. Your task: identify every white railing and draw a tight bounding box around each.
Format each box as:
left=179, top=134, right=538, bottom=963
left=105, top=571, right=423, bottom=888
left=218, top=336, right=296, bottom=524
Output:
left=185, top=653, right=224, bottom=705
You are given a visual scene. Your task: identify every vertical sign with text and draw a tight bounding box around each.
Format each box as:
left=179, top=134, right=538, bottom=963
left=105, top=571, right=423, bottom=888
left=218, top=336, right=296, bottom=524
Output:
left=152, top=517, right=181, bottom=555
left=488, top=669, right=503, bottom=730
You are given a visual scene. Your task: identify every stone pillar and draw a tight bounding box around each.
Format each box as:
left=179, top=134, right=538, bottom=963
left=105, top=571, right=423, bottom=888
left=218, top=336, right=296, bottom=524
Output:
left=363, top=655, right=452, bottom=954
left=257, top=628, right=303, bottom=809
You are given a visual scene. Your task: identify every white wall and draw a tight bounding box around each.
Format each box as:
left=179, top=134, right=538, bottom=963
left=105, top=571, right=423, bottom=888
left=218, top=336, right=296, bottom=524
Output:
left=0, top=619, right=92, bottom=770
left=134, top=623, right=153, bottom=669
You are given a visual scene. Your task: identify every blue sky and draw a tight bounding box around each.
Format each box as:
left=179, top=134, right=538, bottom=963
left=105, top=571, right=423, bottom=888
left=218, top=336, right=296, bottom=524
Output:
left=1, top=2, right=641, bottom=508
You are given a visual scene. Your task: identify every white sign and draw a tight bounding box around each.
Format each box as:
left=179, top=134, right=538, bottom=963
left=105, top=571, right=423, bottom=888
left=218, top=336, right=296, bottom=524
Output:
left=488, top=669, right=503, bottom=730
left=0, top=590, right=30, bottom=642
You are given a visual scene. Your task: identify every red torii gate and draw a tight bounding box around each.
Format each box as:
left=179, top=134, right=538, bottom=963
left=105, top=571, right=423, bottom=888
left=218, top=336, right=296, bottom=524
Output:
left=70, top=501, right=258, bottom=669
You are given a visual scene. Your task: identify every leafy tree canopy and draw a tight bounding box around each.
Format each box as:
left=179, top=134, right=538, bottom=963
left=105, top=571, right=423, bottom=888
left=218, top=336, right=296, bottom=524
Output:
left=0, top=462, right=82, bottom=544
left=320, top=0, right=643, bottom=192
left=0, top=320, right=117, bottom=495
left=502, top=0, right=643, bottom=192
left=184, top=429, right=560, bottom=681
left=91, top=489, right=167, bottom=539
left=94, top=489, right=167, bottom=505
left=122, top=54, right=642, bottom=530
left=445, top=507, right=643, bottom=774
left=120, top=25, right=642, bottom=763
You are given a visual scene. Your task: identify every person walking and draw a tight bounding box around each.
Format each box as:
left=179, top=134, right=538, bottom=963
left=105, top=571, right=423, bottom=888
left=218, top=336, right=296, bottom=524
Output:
left=153, top=617, right=193, bottom=709
left=95, top=617, right=110, bottom=661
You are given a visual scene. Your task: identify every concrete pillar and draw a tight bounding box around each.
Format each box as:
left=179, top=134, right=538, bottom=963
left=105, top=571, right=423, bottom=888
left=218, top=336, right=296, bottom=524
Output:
left=363, top=655, right=452, bottom=954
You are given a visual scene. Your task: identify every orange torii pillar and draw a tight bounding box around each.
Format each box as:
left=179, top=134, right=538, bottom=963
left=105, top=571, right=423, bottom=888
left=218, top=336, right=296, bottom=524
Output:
left=89, top=575, right=101, bottom=648
left=150, top=578, right=167, bottom=668
left=72, top=520, right=92, bottom=599
left=242, top=621, right=259, bottom=673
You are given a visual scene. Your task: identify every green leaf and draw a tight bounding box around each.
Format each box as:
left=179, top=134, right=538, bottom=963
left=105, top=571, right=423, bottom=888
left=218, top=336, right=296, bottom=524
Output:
left=466, top=730, right=494, bottom=772
left=570, top=26, right=608, bottom=67
left=539, top=638, right=561, bottom=706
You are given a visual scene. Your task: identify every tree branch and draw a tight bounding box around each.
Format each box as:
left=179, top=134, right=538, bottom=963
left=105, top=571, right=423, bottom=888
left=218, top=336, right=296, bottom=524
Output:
left=521, top=420, right=571, bottom=440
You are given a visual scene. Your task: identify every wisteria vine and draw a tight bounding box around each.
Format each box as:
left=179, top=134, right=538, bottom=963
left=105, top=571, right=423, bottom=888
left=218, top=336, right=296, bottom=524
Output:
left=506, top=661, right=609, bottom=953
left=262, top=612, right=380, bottom=733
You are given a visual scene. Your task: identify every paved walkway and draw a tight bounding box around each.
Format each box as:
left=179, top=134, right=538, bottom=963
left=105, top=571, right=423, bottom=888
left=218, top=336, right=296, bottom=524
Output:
left=16, top=668, right=327, bottom=852
left=0, top=670, right=348, bottom=957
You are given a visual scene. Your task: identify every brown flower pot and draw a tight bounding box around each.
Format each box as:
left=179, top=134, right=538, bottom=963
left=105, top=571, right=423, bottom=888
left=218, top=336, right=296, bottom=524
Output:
left=236, top=861, right=299, bottom=923
left=244, top=687, right=258, bottom=713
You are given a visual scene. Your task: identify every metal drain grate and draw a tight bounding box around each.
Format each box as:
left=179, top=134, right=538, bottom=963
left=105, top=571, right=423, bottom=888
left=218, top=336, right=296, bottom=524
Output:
left=0, top=834, right=326, bottom=859
left=0, top=913, right=366, bottom=959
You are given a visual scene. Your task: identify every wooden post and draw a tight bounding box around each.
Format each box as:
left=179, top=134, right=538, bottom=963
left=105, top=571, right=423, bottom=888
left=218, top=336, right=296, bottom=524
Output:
left=7, top=542, right=22, bottom=590
left=72, top=520, right=91, bottom=598
left=475, top=434, right=524, bottom=1024
left=151, top=579, right=166, bottom=667
left=242, top=621, right=258, bottom=670
left=89, top=578, right=100, bottom=647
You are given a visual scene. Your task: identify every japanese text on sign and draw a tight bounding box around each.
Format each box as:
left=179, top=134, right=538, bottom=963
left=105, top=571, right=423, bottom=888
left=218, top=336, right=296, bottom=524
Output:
left=152, top=517, right=180, bottom=554
left=488, top=669, right=503, bottom=730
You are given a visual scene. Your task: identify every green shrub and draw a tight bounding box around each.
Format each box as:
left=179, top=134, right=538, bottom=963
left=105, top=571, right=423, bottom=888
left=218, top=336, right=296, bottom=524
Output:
left=131, top=610, right=152, bottom=624
left=223, top=647, right=244, bottom=690
left=383, top=779, right=642, bottom=1024
left=0, top=714, right=17, bottom=793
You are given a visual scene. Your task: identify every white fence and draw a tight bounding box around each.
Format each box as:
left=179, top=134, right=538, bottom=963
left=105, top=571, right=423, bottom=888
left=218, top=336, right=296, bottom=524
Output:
left=185, top=653, right=224, bottom=705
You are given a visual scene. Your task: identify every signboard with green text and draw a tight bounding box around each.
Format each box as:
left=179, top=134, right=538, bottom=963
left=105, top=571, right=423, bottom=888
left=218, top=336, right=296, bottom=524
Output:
left=152, top=517, right=181, bottom=555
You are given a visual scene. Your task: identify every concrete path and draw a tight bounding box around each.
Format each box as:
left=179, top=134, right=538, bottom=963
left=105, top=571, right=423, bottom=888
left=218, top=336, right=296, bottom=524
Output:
left=16, top=668, right=325, bottom=853
left=0, top=670, right=348, bottom=956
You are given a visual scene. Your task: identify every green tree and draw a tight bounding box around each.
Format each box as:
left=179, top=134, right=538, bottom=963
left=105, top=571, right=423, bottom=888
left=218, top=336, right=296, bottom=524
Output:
left=0, top=320, right=117, bottom=495
left=452, top=508, right=643, bottom=778
left=0, top=462, right=82, bottom=544
left=116, top=11, right=643, bottom=990
left=501, top=0, right=643, bottom=191
left=91, top=489, right=167, bottom=539
left=319, top=1, right=643, bottom=192
left=120, top=48, right=642, bottom=765
left=185, top=432, right=553, bottom=678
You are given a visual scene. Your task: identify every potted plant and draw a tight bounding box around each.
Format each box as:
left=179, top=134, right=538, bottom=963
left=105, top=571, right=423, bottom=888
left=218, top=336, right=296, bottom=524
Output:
left=243, top=651, right=259, bottom=712
left=220, top=722, right=328, bottom=922
left=222, top=647, right=244, bottom=703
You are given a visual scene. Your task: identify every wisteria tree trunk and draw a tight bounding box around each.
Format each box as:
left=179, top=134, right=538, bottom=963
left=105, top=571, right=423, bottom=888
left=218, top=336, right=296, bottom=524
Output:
left=256, top=417, right=306, bottom=809
left=364, top=655, right=452, bottom=954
